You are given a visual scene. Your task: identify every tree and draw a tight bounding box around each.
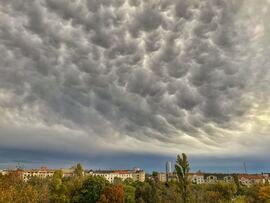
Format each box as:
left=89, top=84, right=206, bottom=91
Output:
left=0, top=173, right=48, bottom=203
left=135, top=182, right=152, bottom=203
left=74, top=163, right=83, bottom=177
left=97, top=194, right=108, bottom=203
left=152, top=171, right=159, bottom=182
left=50, top=170, right=69, bottom=202
left=98, top=184, right=125, bottom=203
left=124, top=178, right=134, bottom=186
left=124, top=185, right=136, bottom=203
left=65, top=176, right=84, bottom=203
left=76, top=175, right=109, bottom=203
left=113, top=177, right=123, bottom=185
left=258, top=186, right=270, bottom=202
left=175, top=153, right=190, bottom=203
left=202, top=182, right=237, bottom=203
left=28, top=176, right=50, bottom=202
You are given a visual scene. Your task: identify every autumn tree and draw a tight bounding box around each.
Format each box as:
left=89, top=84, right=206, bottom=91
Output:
left=98, top=184, right=125, bottom=203
left=258, top=186, right=270, bottom=202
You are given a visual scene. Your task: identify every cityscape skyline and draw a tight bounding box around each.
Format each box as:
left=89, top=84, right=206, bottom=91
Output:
left=0, top=151, right=269, bottom=174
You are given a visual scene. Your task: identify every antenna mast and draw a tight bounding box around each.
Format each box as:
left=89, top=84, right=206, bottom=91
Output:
left=243, top=161, right=247, bottom=174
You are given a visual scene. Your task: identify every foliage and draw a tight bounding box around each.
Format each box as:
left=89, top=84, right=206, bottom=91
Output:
left=175, top=153, right=190, bottom=203
left=74, top=163, right=83, bottom=177
left=76, top=175, right=109, bottom=203
left=1, top=161, right=270, bottom=203
left=97, top=184, right=125, bottom=203
left=124, top=185, right=136, bottom=203
left=0, top=173, right=49, bottom=203
left=258, top=186, right=270, bottom=202
left=114, top=177, right=123, bottom=185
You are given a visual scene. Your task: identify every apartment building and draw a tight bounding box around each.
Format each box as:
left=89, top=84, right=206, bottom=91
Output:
left=157, top=172, right=167, bottom=182
left=90, top=169, right=145, bottom=183
left=132, top=170, right=145, bottom=182
left=20, top=167, right=54, bottom=181
left=5, top=166, right=78, bottom=182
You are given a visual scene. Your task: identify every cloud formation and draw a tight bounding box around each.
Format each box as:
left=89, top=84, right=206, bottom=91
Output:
left=0, top=0, right=270, bottom=163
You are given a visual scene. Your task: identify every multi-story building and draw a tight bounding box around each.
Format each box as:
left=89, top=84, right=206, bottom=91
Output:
left=90, top=168, right=145, bottom=183
left=21, top=167, right=55, bottom=181
left=157, top=172, right=167, bottom=182
left=6, top=166, right=78, bottom=182
left=132, top=169, right=145, bottom=182
left=92, top=170, right=133, bottom=183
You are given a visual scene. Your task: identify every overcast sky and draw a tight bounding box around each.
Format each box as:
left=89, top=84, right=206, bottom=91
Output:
left=1, top=0, right=270, bottom=172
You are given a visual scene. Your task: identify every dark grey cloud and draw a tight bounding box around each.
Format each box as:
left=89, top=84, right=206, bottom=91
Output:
left=0, top=0, right=270, bottom=162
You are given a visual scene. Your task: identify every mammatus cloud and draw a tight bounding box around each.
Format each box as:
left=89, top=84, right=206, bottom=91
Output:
left=0, top=0, right=270, bottom=161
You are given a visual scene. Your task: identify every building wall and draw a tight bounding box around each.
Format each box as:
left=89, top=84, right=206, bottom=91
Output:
left=157, top=173, right=167, bottom=182
left=92, top=172, right=133, bottom=183
left=0, top=170, right=9, bottom=176
left=132, top=171, right=145, bottom=182
left=189, top=174, right=204, bottom=184
left=92, top=170, right=145, bottom=183
left=22, top=170, right=54, bottom=182
left=205, top=175, right=218, bottom=183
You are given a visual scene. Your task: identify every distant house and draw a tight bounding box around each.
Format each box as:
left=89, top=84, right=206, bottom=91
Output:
left=189, top=172, right=205, bottom=184
left=205, top=174, right=218, bottom=183
left=157, top=172, right=167, bottom=182
left=223, top=175, right=234, bottom=183
left=238, top=174, right=266, bottom=187
left=204, top=173, right=234, bottom=184
left=0, top=169, right=9, bottom=176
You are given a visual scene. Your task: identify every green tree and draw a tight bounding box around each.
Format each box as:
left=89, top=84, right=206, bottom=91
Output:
left=124, top=178, right=134, bottom=186
left=135, top=182, right=152, bottom=203
left=74, top=163, right=83, bottom=177
left=175, top=153, right=190, bottom=203
left=124, top=185, right=136, bottom=203
left=201, top=182, right=237, bottom=203
left=76, top=175, right=109, bottom=203
left=152, top=171, right=159, bottom=182
left=50, top=170, right=69, bottom=203
left=114, top=177, right=123, bottom=185
left=65, top=176, right=84, bottom=203
left=135, top=180, right=163, bottom=203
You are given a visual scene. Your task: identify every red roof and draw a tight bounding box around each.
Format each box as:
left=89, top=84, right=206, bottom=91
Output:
left=238, top=174, right=265, bottom=180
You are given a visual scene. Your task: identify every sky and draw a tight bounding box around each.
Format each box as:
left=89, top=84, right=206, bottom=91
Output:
left=0, top=0, right=270, bottom=173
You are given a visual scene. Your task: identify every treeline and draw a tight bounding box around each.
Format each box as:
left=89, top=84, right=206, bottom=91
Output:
left=1, top=155, right=270, bottom=203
